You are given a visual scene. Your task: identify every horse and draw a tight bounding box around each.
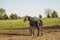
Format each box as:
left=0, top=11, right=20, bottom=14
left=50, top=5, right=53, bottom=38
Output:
left=23, top=16, right=43, bottom=37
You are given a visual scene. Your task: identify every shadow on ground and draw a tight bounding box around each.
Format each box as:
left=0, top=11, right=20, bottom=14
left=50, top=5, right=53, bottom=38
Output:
left=43, top=25, right=60, bottom=29
left=5, top=25, right=60, bottom=30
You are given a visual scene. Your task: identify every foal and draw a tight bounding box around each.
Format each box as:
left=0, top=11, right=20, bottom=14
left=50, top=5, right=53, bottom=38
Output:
left=24, top=16, right=43, bottom=37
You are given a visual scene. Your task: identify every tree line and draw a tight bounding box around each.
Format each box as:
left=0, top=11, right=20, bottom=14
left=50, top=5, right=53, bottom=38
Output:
left=38, top=9, right=59, bottom=18
left=0, top=8, right=59, bottom=20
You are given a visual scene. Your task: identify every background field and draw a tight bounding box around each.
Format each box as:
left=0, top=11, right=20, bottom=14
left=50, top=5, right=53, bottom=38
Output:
left=0, top=18, right=60, bottom=29
left=0, top=18, right=60, bottom=40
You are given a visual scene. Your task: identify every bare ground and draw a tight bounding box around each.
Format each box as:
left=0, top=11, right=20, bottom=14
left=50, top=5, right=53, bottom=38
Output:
left=0, top=25, right=60, bottom=40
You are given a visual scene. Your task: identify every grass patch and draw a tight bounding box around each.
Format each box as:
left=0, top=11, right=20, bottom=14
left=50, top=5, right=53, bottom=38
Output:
left=0, top=18, right=60, bottom=29
left=42, top=18, right=60, bottom=25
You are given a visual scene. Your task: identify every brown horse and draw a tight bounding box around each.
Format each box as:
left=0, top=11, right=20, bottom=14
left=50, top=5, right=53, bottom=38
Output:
left=24, top=16, right=43, bottom=37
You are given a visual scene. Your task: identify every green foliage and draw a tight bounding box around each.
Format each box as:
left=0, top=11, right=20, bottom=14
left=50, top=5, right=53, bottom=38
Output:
left=45, top=9, right=52, bottom=18
left=0, top=15, right=2, bottom=20
left=10, top=13, right=18, bottom=19
left=39, top=15, right=42, bottom=18
left=47, top=14, right=50, bottom=18
left=51, top=10, right=58, bottom=18
left=17, top=16, right=21, bottom=19
left=0, top=8, right=5, bottom=20
left=0, top=8, right=5, bottom=14
left=2, top=13, right=8, bottom=20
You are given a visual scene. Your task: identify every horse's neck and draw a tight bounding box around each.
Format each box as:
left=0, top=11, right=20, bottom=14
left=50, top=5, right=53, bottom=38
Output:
left=28, top=17, right=34, bottom=22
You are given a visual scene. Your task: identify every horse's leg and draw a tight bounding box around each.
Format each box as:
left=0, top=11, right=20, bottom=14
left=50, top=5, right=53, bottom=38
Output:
left=29, top=26, right=32, bottom=36
left=40, top=26, right=43, bottom=36
left=41, top=26, right=43, bottom=36
left=32, top=26, right=35, bottom=36
left=37, top=27, right=40, bottom=36
left=29, top=26, right=35, bottom=36
left=37, top=26, right=42, bottom=37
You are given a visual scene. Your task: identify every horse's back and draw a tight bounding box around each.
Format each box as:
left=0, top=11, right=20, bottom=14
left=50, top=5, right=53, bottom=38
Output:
left=34, top=20, right=43, bottom=28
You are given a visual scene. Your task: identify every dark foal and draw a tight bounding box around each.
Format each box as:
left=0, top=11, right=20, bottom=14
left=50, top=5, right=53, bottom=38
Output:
left=24, top=16, right=43, bottom=37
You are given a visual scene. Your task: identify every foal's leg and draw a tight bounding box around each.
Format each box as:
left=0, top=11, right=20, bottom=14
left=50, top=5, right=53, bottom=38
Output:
left=29, top=26, right=35, bottom=36
left=39, top=26, right=43, bottom=36
left=37, top=26, right=42, bottom=37
left=29, top=26, right=32, bottom=36
left=40, top=26, right=43, bottom=36
left=37, top=27, right=40, bottom=36
left=32, top=26, right=35, bottom=36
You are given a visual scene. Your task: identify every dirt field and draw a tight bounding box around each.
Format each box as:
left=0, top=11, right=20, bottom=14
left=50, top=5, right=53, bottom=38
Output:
left=0, top=25, right=60, bottom=40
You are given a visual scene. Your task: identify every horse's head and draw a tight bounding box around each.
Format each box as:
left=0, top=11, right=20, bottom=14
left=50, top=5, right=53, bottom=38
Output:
left=23, top=16, right=29, bottom=22
left=23, top=16, right=34, bottom=22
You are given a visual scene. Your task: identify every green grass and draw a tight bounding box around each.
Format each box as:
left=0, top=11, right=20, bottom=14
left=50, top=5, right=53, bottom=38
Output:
left=0, top=19, right=29, bottom=29
left=42, top=18, right=60, bottom=25
left=0, top=18, right=60, bottom=29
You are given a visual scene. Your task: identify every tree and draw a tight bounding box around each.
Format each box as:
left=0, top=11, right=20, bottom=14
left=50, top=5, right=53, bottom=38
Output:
left=3, top=13, right=8, bottom=20
left=0, top=8, right=5, bottom=20
left=47, top=14, right=50, bottom=18
left=51, top=10, right=58, bottom=18
left=45, top=9, right=52, bottom=18
left=10, top=13, right=18, bottom=19
left=0, top=15, right=2, bottom=20
left=18, top=16, right=21, bottom=19
left=39, top=15, right=42, bottom=18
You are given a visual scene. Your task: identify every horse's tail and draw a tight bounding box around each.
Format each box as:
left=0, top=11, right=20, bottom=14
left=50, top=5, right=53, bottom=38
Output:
left=39, top=19, right=43, bottom=26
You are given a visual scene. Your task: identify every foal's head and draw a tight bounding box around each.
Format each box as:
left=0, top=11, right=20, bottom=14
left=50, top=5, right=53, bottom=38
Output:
left=23, top=16, right=34, bottom=22
left=24, top=16, right=29, bottom=22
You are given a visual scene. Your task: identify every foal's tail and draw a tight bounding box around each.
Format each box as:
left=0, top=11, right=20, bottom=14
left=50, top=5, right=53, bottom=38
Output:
left=39, top=19, right=43, bottom=26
